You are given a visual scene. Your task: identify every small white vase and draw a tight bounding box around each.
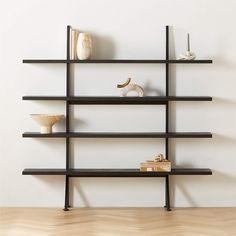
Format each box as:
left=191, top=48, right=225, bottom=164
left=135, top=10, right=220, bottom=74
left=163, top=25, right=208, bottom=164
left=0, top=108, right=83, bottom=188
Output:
left=77, top=33, right=92, bottom=60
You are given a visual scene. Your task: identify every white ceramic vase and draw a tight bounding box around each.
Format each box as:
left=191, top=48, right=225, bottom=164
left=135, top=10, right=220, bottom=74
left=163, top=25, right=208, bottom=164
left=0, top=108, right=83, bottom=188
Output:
left=77, top=33, right=92, bottom=60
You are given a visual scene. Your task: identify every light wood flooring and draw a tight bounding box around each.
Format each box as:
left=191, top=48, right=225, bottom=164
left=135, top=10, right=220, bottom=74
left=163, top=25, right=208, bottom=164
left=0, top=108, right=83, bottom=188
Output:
left=0, top=208, right=235, bottom=236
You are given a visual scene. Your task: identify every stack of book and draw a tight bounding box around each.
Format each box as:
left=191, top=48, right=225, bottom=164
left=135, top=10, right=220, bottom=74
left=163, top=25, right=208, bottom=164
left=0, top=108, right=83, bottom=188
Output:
left=140, top=154, right=171, bottom=172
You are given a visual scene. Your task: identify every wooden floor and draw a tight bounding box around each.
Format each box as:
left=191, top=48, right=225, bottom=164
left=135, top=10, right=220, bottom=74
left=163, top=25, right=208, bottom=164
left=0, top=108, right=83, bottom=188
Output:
left=0, top=208, right=235, bottom=236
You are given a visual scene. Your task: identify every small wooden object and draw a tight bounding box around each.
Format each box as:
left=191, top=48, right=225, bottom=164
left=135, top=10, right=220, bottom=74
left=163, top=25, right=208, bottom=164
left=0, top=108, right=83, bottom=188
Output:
left=140, top=154, right=171, bottom=172
left=117, top=77, right=144, bottom=97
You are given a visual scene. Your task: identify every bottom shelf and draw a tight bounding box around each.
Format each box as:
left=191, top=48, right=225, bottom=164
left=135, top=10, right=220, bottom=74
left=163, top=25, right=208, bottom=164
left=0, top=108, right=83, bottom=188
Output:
left=22, top=168, right=212, bottom=177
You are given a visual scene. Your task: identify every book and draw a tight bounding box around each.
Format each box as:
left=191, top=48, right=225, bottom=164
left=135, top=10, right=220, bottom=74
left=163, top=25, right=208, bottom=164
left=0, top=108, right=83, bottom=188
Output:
left=70, top=29, right=79, bottom=60
left=140, top=160, right=171, bottom=172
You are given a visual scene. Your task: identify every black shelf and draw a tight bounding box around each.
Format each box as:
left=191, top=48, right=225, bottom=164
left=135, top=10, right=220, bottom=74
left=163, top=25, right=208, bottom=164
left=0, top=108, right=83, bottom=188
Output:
left=22, top=168, right=212, bottom=177
left=22, top=25, right=213, bottom=211
left=23, top=96, right=67, bottom=101
left=23, top=132, right=212, bottom=138
left=23, top=96, right=212, bottom=104
left=23, top=59, right=212, bottom=64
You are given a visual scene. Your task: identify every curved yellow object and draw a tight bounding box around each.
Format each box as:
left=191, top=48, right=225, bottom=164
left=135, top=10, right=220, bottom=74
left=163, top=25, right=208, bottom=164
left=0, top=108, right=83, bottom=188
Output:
left=117, top=77, right=131, bottom=88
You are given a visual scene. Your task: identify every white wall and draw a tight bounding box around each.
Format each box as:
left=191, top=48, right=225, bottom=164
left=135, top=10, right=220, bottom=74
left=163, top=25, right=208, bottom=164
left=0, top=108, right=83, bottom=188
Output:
left=0, top=0, right=235, bottom=207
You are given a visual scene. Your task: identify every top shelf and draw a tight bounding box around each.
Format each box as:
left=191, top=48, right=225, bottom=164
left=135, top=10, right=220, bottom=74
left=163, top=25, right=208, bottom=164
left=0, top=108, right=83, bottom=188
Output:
left=22, top=59, right=213, bottom=64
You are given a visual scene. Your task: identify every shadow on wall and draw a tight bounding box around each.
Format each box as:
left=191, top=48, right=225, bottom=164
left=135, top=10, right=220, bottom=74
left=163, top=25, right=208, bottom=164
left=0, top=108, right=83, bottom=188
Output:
left=73, top=179, right=90, bottom=207
left=170, top=170, right=236, bottom=207
left=212, top=97, right=236, bottom=107
left=213, top=133, right=236, bottom=145
left=30, top=168, right=236, bottom=207
left=143, top=81, right=164, bottom=96
left=71, top=178, right=163, bottom=207
left=92, top=34, right=116, bottom=59
left=212, top=37, right=236, bottom=69
left=33, top=176, right=64, bottom=188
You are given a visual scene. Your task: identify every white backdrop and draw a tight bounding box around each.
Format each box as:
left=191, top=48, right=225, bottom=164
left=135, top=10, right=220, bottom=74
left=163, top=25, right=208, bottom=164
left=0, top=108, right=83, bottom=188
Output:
left=0, top=0, right=235, bottom=207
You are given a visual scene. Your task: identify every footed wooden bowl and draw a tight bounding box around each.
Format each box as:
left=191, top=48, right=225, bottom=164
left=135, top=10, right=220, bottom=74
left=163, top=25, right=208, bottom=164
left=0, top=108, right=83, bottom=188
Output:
left=31, top=114, right=64, bottom=134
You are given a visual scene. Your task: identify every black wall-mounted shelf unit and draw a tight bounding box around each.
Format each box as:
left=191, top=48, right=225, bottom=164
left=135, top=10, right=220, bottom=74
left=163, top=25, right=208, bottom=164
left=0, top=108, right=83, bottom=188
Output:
left=23, top=59, right=212, bottom=63
left=22, top=132, right=212, bottom=138
left=22, top=25, right=213, bottom=211
left=23, top=96, right=212, bottom=104
left=22, top=168, right=212, bottom=177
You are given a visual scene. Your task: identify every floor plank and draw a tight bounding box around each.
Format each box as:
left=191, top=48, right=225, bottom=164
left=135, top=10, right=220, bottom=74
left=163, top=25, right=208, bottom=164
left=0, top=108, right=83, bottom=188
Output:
left=0, top=208, right=235, bottom=236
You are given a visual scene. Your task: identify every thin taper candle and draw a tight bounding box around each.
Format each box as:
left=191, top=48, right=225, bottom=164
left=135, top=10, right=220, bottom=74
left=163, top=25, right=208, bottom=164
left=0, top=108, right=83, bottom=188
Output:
left=187, top=33, right=190, bottom=51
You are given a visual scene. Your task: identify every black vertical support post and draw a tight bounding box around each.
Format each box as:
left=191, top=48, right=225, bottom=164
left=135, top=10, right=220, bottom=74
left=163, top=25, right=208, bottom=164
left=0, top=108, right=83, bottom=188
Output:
left=165, top=25, right=171, bottom=211
left=64, top=25, right=71, bottom=211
